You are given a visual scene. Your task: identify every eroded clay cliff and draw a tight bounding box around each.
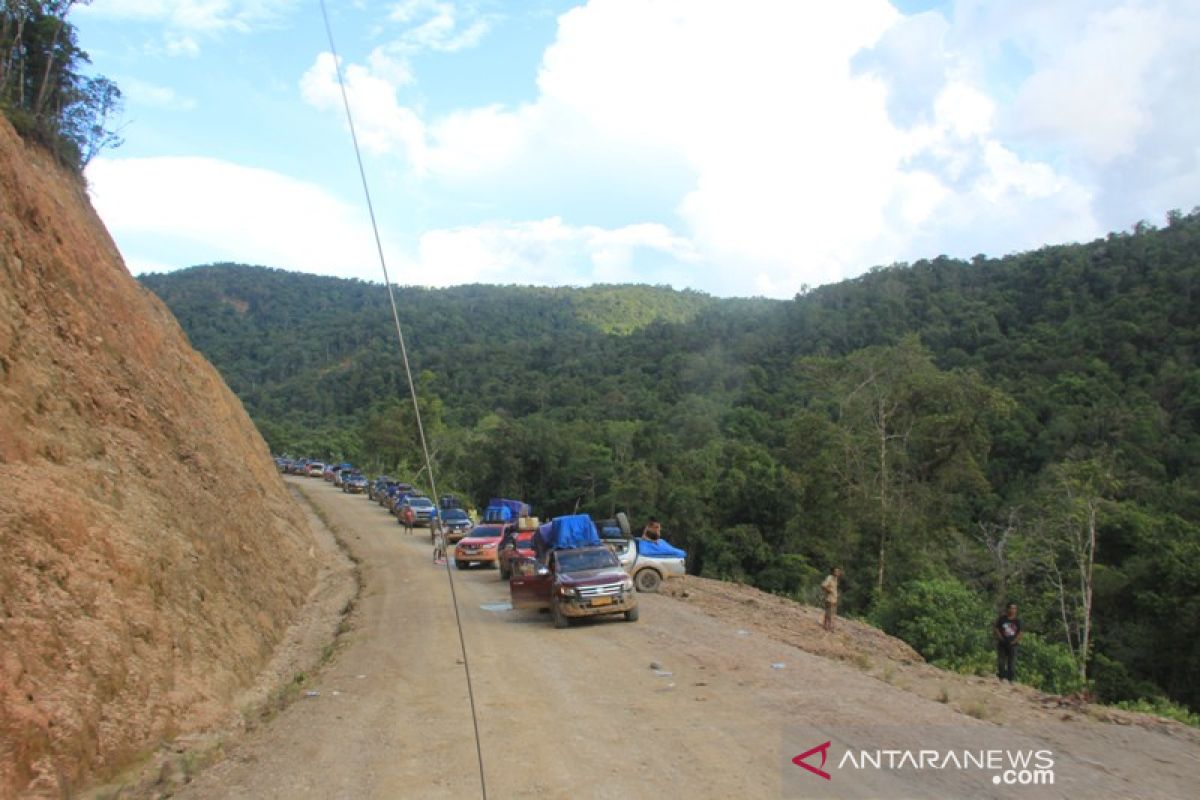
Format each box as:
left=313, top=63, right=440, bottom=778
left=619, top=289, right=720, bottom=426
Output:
left=0, top=119, right=317, bottom=797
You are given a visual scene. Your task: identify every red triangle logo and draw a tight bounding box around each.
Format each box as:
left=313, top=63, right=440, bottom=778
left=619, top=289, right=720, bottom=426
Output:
left=792, top=740, right=832, bottom=780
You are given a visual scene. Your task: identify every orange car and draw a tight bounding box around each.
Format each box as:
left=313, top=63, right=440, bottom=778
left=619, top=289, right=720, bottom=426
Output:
left=454, top=523, right=513, bottom=569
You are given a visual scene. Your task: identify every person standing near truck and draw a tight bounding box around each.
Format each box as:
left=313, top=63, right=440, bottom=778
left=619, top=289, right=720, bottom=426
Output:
left=994, top=602, right=1022, bottom=682
left=432, top=520, right=447, bottom=565
left=642, top=518, right=662, bottom=541
left=821, top=567, right=843, bottom=632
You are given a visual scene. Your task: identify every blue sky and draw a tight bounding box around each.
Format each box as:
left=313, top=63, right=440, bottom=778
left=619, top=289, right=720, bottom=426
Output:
left=77, top=0, right=1200, bottom=298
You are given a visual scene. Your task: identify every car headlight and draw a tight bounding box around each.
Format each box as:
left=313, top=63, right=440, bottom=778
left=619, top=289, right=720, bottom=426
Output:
left=621, top=577, right=634, bottom=592
left=556, top=585, right=577, bottom=597
left=481, top=542, right=498, bottom=549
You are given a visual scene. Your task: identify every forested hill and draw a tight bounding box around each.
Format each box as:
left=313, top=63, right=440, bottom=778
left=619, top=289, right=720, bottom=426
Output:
left=141, top=210, right=1200, bottom=718
left=139, top=267, right=750, bottom=424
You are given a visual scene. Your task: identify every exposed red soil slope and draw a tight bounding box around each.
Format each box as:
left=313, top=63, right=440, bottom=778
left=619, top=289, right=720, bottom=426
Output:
left=0, top=119, right=317, bottom=797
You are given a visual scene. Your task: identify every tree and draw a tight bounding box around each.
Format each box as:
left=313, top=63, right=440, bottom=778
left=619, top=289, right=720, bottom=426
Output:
left=1031, top=457, right=1118, bottom=682
left=68, top=73, right=121, bottom=166
left=874, top=577, right=991, bottom=669
left=32, top=1, right=88, bottom=119
left=1, top=0, right=118, bottom=170
left=800, top=336, right=1009, bottom=601
left=974, top=508, right=1023, bottom=601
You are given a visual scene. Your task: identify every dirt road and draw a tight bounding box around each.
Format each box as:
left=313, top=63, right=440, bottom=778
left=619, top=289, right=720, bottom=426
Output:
left=173, top=478, right=1200, bottom=799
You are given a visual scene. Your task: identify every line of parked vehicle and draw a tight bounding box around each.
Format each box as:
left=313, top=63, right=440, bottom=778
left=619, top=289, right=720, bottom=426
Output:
left=273, top=457, right=688, bottom=628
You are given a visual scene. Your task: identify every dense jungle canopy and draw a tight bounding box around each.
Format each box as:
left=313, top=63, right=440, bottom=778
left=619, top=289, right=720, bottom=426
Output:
left=142, top=210, right=1200, bottom=718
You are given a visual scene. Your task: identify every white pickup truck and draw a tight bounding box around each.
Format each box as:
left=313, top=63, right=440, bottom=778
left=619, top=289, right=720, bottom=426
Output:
left=607, top=537, right=686, bottom=592
left=594, top=514, right=686, bottom=592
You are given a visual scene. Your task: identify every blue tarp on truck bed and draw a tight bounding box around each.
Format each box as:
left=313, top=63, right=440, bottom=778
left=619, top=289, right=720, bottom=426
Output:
left=540, top=514, right=600, bottom=550
left=484, top=497, right=530, bottom=523
left=638, top=539, right=687, bottom=559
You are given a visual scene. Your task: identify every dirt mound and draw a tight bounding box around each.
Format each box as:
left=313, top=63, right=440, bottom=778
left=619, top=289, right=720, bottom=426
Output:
left=662, top=575, right=1200, bottom=748
left=0, top=119, right=317, bottom=797
left=660, top=575, right=923, bottom=664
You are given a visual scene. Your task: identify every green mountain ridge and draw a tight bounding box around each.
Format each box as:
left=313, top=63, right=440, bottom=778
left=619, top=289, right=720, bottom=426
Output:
left=141, top=212, right=1200, bottom=716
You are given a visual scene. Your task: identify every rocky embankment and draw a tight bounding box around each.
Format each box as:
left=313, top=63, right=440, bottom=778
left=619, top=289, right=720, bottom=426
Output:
left=0, top=119, right=318, bottom=797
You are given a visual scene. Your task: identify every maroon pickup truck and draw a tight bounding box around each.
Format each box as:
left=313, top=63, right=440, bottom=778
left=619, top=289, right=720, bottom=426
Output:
left=509, top=546, right=639, bottom=628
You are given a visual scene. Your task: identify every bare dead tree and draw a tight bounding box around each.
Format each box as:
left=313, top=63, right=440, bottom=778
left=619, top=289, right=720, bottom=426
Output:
left=1031, top=458, right=1115, bottom=682
left=975, top=507, right=1021, bottom=600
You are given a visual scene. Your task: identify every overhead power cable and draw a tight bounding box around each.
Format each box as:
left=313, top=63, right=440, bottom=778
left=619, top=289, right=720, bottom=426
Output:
left=317, top=3, right=488, bottom=798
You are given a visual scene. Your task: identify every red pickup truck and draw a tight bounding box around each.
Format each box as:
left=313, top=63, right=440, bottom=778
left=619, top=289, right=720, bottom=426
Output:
left=497, top=528, right=537, bottom=579
left=509, top=546, right=639, bottom=628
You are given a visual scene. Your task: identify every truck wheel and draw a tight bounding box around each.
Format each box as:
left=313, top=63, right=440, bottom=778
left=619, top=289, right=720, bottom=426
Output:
left=624, top=605, right=640, bottom=622
left=551, top=600, right=570, bottom=629
left=615, top=511, right=631, bottom=538
left=635, top=569, right=662, bottom=593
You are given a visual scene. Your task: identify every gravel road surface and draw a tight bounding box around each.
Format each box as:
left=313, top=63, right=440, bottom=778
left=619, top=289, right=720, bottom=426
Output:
left=173, top=477, right=1200, bottom=800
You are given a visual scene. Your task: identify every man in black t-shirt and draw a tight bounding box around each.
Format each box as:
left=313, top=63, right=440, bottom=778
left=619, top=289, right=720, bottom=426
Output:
left=641, top=518, right=662, bottom=541
left=994, top=602, right=1022, bottom=682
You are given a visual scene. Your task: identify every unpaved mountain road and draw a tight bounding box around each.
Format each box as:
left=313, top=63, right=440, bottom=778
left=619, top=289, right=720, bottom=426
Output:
left=173, top=477, right=1200, bottom=799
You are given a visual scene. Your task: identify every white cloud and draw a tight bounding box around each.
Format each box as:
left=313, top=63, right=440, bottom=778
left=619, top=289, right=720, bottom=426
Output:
left=78, top=0, right=297, bottom=31
left=77, top=0, right=297, bottom=54
left=118, top=77, right=197, bottom=111
left=297, top=0, right=1148, bottom=297
left=161, top=32, right=200, bottom=58
left=386, top=0, right=494, bottom=53
left=98, top=0, right=1194, bottom=297
left=1008, top=3, right=1167, bottom=164
left=852, top=11, right=951, bottom=127
left=929, top=0, right=1199, bottom=234
left=413, top=218, right=700, bottom=288
left=121, top=256, right=178, bottom=275
left=424, top=104, right=534, bottom=176
left=300, top=53, right=429, bottom=163
left=306, top=0, right=498, bottom=121
left=85, top=156, right=394, bottom=280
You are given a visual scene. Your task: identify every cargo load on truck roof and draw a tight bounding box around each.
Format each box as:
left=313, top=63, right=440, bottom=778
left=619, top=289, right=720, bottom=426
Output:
left=484, top=498, right=531, bottom=523
left=536, top=514, right=600, bottom=550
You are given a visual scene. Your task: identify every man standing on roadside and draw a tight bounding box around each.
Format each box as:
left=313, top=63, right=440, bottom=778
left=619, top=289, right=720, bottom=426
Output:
left=432, top=520, right=447, bottom=565
left=821, top=567, right=843, bottom=631
left=994, top=602, right=1022, bottom=682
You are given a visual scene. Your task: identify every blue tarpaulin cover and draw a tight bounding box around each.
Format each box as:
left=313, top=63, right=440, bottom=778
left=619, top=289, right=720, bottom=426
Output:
left=485, top=497, right=530, bottom=523
left=541, top=514, right=600, bottom=550
left=638, top=539, right=687, bottom=559
left=484, top=505, right=512, bottom=522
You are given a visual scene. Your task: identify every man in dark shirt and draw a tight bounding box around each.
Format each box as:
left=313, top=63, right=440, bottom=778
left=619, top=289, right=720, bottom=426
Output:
left=994, top=602, right=1022, bottom=682
left=642, top=517, right=662, bottom=541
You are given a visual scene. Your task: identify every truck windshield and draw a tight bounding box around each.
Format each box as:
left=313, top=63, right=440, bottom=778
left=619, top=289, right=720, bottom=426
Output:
left=556, top=549, right=618, bottom=572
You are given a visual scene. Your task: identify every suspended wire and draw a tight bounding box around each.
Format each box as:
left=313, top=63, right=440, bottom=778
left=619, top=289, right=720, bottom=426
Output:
left=317, top=3, right=488, bottom=798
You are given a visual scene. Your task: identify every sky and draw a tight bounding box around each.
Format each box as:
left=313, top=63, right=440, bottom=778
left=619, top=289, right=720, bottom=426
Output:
left=76, top=0, right=1200, bottom=298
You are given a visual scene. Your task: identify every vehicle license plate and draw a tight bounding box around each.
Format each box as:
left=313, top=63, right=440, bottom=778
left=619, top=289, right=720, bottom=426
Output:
left=591, top=597, right=614, bottom=607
